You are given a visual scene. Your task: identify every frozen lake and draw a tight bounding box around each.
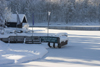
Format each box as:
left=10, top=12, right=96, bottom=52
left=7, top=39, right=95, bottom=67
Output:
left=1, top=28, right=100, bottom=67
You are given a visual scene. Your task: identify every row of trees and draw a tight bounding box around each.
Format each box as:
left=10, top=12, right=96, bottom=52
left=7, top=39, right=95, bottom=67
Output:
left=1, top=0, right=100, bottom=25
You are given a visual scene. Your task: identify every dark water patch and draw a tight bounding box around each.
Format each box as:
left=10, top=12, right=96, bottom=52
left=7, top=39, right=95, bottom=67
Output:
left=30, top=26, right=100, bottom=31
left=49, top=26, right=100, bottom=31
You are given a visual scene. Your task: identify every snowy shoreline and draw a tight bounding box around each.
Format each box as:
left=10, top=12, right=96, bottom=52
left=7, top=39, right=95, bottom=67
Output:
left=0, top=28, right=100, bottom=67
left=29, top=26, right=100, bottom=31
left=0, top=27, right=68, bottom=65
left=29, top=23, right=100, bottom=30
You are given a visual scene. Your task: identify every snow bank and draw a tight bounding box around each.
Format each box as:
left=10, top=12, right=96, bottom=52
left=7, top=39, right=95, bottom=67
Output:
left=0, top=27, right=68, bottom=65
left=54, top=33, right=68, bottom=43
left=0, top=41, right=8, bottom=54
left=0, top=56, right=14, bottom=65
left=0, top=41, right=48, bottom=65
left=0, top=41, right=14, bottom=65
left=60, top=36, right=68, bottom=43
left=8, top=44, right=48, bottom=64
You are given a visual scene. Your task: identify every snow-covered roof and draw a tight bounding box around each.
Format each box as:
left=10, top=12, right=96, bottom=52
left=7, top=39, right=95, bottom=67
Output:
left=7, top=14, right=27, bottom=23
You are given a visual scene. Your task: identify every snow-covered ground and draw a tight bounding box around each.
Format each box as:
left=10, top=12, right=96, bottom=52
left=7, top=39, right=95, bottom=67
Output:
left=0, top=27, right=68, bottom=65
left=0, top=27, right=100, bottom=67
left=0, top=41, right=48, bottom=65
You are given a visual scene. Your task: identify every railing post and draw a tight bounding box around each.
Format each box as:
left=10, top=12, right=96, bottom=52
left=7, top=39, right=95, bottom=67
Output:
left=48, top=42, right=51, bottom=48
left=58, top=37, right=61, bottom=48
left=53, top=43, right=55, bottom=48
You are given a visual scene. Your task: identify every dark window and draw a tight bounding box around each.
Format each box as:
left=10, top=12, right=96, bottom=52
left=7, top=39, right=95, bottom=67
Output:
left=23, top=17, right=27, bottom=23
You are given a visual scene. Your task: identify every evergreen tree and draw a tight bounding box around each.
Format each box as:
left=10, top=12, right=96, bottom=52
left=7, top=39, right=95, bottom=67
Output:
left=0, top=0, right=11, bottom=26
left=6, top=0, right=100, bottom=24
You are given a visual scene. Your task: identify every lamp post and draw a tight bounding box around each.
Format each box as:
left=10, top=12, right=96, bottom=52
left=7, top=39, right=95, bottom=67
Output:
left=47, top=11, right=51, bottom=48
left=47, top=11, right=51, bottom=36
left=32, top=13, right=34, bottom=37
left=16, top=11, right=20, bottom=36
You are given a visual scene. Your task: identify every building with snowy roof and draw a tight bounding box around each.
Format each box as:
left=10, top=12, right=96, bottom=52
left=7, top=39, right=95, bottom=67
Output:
left=5, top=14, right=27, bottom=28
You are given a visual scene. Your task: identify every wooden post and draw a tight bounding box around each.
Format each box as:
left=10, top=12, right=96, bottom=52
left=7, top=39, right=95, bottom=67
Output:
left=58, top=37, right=61, bottom=48
left=48, top=42, right=51, bottom=48
left=58, top=43, right=61, bottom=48
left=53, top=43, right=55, bottom=48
